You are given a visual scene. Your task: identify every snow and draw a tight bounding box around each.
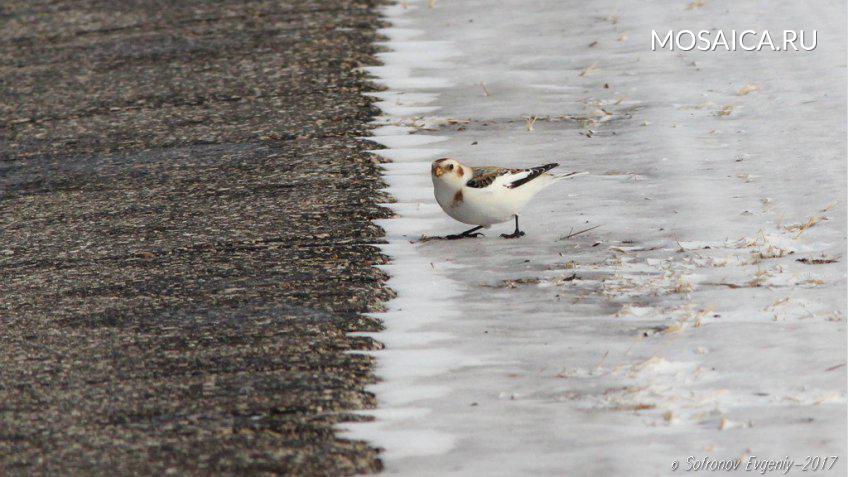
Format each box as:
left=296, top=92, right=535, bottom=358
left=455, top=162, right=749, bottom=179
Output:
left=340, top=0, right=847, bottom=475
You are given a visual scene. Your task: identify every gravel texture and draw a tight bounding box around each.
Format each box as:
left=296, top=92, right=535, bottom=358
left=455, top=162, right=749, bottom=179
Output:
left=0, top=1, right=390, bottom=475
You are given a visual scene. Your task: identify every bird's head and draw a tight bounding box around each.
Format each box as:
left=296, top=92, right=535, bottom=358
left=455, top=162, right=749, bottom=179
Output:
left=431, top=158, right=469, bottom=187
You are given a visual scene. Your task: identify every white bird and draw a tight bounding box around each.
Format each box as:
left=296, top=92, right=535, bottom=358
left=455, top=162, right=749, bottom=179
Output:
left=431, top=158, right=586, bottom=239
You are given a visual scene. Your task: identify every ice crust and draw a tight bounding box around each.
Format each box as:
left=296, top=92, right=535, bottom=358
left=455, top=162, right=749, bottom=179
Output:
left=339, top=1, right=847, bottom=475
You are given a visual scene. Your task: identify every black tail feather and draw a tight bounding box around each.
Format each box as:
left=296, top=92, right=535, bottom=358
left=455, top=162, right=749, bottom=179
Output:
left=507, top=163, right=559, bottom=188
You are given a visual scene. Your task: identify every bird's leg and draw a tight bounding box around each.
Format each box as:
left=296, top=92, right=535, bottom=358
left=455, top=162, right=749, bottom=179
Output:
left=446, top=225, right=485, bottom=240
left=500, top=215, right=525, bottom=239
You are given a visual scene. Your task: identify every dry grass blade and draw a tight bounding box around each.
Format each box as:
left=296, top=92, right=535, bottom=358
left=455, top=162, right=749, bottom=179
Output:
left=716, top=105, right=734, bottom=117
left=796, top=256, right=840, bottom=265
left=737, top=84, right=759, bottom=95
left=785, top=215, right=827, bottom=236
left=560, top=224, right=603, bottom=240
left=821, top=201, right=838, bottom=212
left=579, top=62, right=599, bottom=77
left=484, top=277, right=541, bottom=289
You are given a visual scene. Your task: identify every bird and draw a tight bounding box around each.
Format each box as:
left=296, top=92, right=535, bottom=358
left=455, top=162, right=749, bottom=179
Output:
left=430, top=158, right=586, bottom=239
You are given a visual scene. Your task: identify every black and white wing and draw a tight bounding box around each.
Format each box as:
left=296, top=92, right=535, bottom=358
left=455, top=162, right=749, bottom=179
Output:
left=466, top=163, right=559, bottom=189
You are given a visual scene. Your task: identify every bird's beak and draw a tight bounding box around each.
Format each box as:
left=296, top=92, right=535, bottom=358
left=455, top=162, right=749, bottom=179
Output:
left=432, top=165, right=445, bottom=177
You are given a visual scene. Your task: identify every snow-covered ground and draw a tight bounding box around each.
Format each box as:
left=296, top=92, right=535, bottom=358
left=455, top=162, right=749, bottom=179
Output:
left=341, top=1, right=847, bottom=475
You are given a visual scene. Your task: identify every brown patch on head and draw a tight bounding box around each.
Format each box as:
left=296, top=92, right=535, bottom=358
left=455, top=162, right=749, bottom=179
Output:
left=456, top=166, right=464, bottom=177
left=434, top=158, right=450, bottom=164
left=431, top=160, right=445, bottom=176
left=451, top=189, right=463, bottom=207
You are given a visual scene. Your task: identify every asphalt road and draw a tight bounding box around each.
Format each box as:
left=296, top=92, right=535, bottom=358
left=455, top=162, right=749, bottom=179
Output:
left=1, top=1, right=389, bottom=474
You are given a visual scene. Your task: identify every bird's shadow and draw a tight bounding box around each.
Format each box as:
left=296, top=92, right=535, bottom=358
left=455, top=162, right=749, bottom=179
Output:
left=416, top=234, right=485, bottom=243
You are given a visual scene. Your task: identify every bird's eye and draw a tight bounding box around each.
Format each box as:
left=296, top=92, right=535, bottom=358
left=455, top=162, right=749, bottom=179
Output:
left=447, top=164, right=454, bottom=170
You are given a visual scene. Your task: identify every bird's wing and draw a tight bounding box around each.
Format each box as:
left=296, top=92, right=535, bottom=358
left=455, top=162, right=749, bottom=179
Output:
left=465, top=166, right=509, bottom=188
left=466, top=163, right=559, bottom=189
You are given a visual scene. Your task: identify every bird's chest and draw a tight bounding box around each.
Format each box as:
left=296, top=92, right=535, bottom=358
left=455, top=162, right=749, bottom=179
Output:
left=434, top=183, right=512, bottom=225
left=433, top=182, right=463, bottom=210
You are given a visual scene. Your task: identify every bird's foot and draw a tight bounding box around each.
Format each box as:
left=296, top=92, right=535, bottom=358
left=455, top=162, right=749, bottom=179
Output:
left=500, top=231, right=525, bottom=239
left=446, top=232, right=485, bottom=240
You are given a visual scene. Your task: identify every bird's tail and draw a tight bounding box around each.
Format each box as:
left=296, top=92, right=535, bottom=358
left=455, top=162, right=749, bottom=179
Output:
left=551, top=171, right=589, bottom=182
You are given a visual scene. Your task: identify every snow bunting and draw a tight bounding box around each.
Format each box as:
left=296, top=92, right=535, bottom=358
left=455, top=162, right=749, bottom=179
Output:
left=431, top=158, right=585, bottom=239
